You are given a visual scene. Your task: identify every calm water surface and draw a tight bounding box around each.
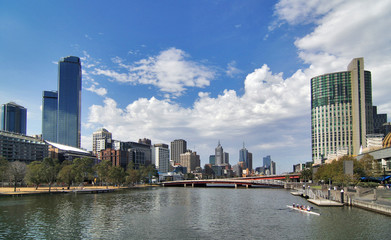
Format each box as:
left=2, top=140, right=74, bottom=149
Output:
left=0, top=187, right=390, bottom=239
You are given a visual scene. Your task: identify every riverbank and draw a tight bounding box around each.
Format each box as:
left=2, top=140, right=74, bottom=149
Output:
left=0, top=184, right=160, bottom=197
left=290, top=184, right=391, bottom=217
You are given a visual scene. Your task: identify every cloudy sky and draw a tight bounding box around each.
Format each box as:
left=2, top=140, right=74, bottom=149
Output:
left=1, top=0, right=390, bottom=173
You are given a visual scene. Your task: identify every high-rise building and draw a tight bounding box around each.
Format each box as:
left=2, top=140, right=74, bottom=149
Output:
left=209, top=155, right=215, bottom=165
left=373, top=106, right=388, bottom=134
left=223, top=152, right=229, bottom=164
left=179, top=150, right=200, bottom=173
left=263, top=155, right=271, bottom=168
left=152, top=143, right=170, bottom=173
left=239, top=144, right=252, bottom=171
left=215, top=141, right=223, bottom=165
left=42, top=56, right=81, bottom=148
left=311, top=58, right=373, bottom=164
left=171, top=139, right=187, bottom=164
left=42, top=91, right=58, bottom=142
left=92, top=128, right=112, bottom=156
left=1, top=102, right=27, bottom=134
left=57, top=56, right=82, bottom=147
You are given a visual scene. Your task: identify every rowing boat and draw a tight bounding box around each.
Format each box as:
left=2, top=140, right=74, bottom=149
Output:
left=286, top=205, right=320, bottom=216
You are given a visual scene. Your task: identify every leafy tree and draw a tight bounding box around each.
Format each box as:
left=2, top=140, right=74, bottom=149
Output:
left=94, top=160, right=111, bottom=187
left=108, top=166, right=126, bottom=187
left=41, top=158, right=60, bottom=192
left=8, top=161, right=27, bottom=192
left=0, top=157, right=9, bottom=187
left=25, top=161, right=43, bottom=190
left=314, top=155, right=360, bottom=186
left=300, top=168, right=312, bottom=182
left=72, top=158, right=94, bottom=185
left=358, top=154, right=381, bottom=177
left=185, top=173, right=195, bottom=180
left=139, top=164, right=158, bottom=184
left=126, top=162, right=140, bottom=185
left=57, top=164, right=75, bottom=190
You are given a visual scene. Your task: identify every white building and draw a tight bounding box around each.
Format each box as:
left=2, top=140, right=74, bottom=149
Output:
left=92, top=128, right=112, bottom=156
left=152, top=144, right=170, bottom=173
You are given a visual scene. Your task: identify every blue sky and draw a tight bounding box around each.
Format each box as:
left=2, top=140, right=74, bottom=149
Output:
left=1, top=0, right=391, bottom=173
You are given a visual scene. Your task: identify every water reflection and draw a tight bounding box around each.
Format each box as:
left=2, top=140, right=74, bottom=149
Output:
left=0, top=188, right=390, bottom=239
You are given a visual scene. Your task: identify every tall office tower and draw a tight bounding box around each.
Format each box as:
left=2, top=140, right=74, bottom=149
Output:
left=373, top=106, right=387, bottom=134
left=92, top=128, right=112, bottom=156
left=239, top=143, right=251, bottom=169
left=170, top=139, right=187, bottom=164
left=215, top=141, right=223, bottom=165
left=209, top=155, right=215, bottom=165
left=57, top=56, right=82, bottom=147
left=42, top=91, right=58, bottom=142
left=263, top=155, right=271, bottom=169
left=152, top=144, right=170, bottom=173
left=42, top=56, right=81, bottom=148
left=247, top=152, right=253, bottom=171
left=311, top=58, right=373, bottom=164
left=1, top=102, right=27, bottom=134
left=223, top=152, right=229, bottom=164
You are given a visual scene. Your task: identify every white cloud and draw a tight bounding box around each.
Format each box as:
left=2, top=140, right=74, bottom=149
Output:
left=82, top=0, right=391, bottom=172
left=86, top=63, right=310, bottom=172
left=85, top=84, right=107, bottom=96
left=225, top=61, right=241, bottom=77
left=92, top=47, right=215, bottom=98
left=289, top=0, right=391, bottom=112
left=274, top=0, right=343, bottom=25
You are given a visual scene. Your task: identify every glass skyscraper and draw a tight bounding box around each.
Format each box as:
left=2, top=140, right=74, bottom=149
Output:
left=42, top=91, right=58, bottom=142
left=311, top=58, right=373, bottom=164
left=1, top=102, right=27, bottom=134
left=42, top=56, right=81, bottom=148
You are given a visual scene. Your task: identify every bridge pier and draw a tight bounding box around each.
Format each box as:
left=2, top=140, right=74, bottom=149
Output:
left=246, top=185, right=249, bottom=188
left=192, top=183, right=194, bottom=188
left=235, top=184, right=238, bottom=189
left=184, top=184, right=186, bottom=188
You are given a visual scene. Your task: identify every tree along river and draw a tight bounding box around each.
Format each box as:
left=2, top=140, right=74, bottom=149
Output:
left=0, top=187, right=390, bottom=239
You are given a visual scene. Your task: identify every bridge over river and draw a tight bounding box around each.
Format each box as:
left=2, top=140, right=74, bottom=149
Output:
left=160, top=174, right=300, bottom=188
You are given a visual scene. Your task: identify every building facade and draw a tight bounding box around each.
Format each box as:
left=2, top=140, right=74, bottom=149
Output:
left=215, top=141, right=223, bottom=165
left=1, top=102, right=27, bottom=134
left=239, top=144, right=252, bottom=171
left=57, top=56, right=82, bottom=147
left=99, top=148, right=129, bottom=169
left=171, top=139, right=187, bottom=164
left=92, top=128, right=112, bottom=156
left=373, top=106, right=388, bottom=134
left=0, top=131, right=47, bottom=163
left=46, top=140, right=95, bottom=163
left=42, top=91, right=58, bottom=142
left=42, top=56, right=81, bottom=148
left=311, top=58, right=373, bottom=164
left=180, top=151, right=200, bottom=173
left=152, top=143, right=170, bottom=173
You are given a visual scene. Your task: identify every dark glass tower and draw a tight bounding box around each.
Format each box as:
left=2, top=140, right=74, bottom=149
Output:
left=57, top=56, right=81, bottom=147
left=1, top=102, right=27, bottom=134
left=42, top=56, right=81, bottom=148
left=42, top=91, right=58, bottom=142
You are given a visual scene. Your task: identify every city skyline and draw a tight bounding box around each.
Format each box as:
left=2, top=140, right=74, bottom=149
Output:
left=1, top=1, right=391, bottom=173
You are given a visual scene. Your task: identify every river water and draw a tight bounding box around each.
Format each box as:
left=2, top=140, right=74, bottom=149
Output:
left=0, top=187, right=390, bottom=239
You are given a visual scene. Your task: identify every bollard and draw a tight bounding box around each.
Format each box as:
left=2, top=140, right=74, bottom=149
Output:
left=341, top=189, right=344, bottom=203
left=328, top=188, right=331, bottom=200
